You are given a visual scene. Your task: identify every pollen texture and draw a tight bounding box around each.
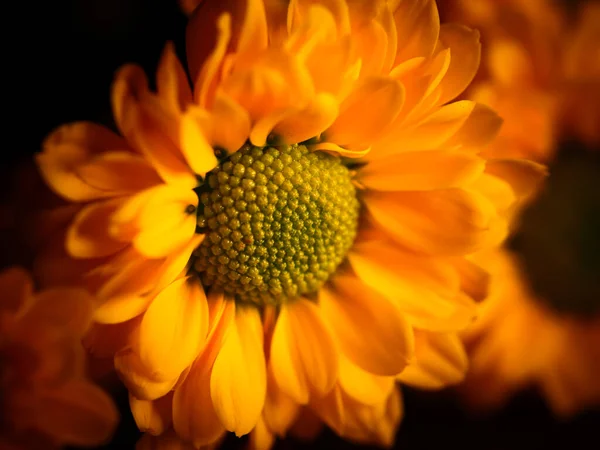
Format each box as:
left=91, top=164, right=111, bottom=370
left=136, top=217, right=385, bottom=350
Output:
left=193, top=144, right=359, bottom=306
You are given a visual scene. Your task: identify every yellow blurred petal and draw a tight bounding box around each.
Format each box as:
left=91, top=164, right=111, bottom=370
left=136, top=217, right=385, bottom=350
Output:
left=211, top=307, right=267, bottom=436
left=130, top=393, right=173, bottom=436
left=263, top=366, right=300, bottom=436
left=348, top=240, right=476, bottom=332
left=0, top=267, right=32, bottom=314
left=365, top=188, right=495, bottom=255
left=437, top=24, right=481, bottom=105
left=393, top=0, right=439, bottom=63
left=326, top=77, right=405, bottom=147
left=236, top=0, right=269, bottom=65
left=115, top=349, right=179, bottom=400
left=270, top=299, right=338, bottom=404
left=139, top=277, right=209, bottom=380
left=359, top=150, right=485, bottom=191
left=320, top=276, right=414, bottom=376
left=488, top=39, right=535, bottom=87
left=67, top=200, right=128, bottom=258
left=43, top=121, right=128, bottom=154
left=485, top=159, right=548, bottom=201
left=157, top=42, right=193, bottom=113
left=397, top=332, right=468, bottom=389
left=248, top=416, right=275, bottom=450
left=338, top=356, right=395, bottom=406
left=452, top=257, right=490, bottom=303
left=33, top=380, right=118, bottom=447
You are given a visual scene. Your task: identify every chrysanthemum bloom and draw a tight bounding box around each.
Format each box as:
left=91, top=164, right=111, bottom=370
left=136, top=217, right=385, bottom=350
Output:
left=35, top=0, right=544, bottom=447
left=440, top=0, right=600, bottom=160
left=0, top=267, right=118, bottom=449
left=440, top=0, right=600, bottom=415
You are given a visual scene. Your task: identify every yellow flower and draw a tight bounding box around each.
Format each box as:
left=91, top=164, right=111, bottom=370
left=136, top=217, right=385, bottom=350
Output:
left=461, top=250, right=600, bottom=416
left=441, top=0, right=600, bottom=159
left=0, top=267, right=118, bottom=448
left=35, top=0, right=544, bottom=447
left=441, top=0, right=600, bottom=416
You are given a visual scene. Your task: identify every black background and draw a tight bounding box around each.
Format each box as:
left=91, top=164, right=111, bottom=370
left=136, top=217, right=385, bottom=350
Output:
left=3, top=0, right=599, bottom=449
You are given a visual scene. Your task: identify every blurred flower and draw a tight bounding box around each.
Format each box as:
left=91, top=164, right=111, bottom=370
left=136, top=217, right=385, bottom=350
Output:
left=442, top=0, right=600, bottom=415
left=0, top=267, right=118, bottom=448
left=34, top=0, right=543, bottom=447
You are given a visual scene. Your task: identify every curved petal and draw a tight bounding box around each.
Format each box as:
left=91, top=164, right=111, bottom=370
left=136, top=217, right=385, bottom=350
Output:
left=157, top=42, right=193, bottom=114
left=325, top=77, right=405, bottom=148
left=359, top=150, right=485, bottom=191
left=115, top=349, right=179, bottom=400
left=443, top=103, right=503, bottom=151
left=211, top=306, right=267, bottom=436
left=393, top=0, right=440, bottom=63
left=437, top=24, right=481, bottom=105
left=338, top=356, right=395, bottom=406
left=181, top=109, right=219, bottom=176
left=129, top=393, right=173, bottom=436
left=139, top=277, right=209, bottom=380
left=270, top=299, right=338, bottom=404
left=209, top=92, right=251, bottom=153
left=67, top=200, right=128, bottom=259
left=397, top=332, right=468, bottom=389
left=263, top=365, right=300, bottom=436
left=485, top=159, right=548, bottom=202
left=319, top=276, right=414, bottom=376
left=364, top=188, right=496, bottom=255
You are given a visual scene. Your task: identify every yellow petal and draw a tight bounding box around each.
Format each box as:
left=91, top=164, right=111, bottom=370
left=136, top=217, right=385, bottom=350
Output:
left=365, top=188, right=495, bottom=255
left=129, top=393, right=173, bottom=436
left=348, top=240, right=476, bottom=332
left=263, top=365, right=300, bottom=436
left=236, top=0, right=269, bottom=66
left=393, top=0, right=440, bottom=63
left=325, top=77, right=405, bottom=147
left=211, top=306, right=267, bottom=436
left=485, top=159, right=548, bottom=201
left=338, top=356, right=395, bottom=406
left=270, top=299, right=338, bottom=403
left=443, top=103, right=503, bottom=151
left=180, top=110, right=219, bottom=177
left=0, top=266, right=32, bottom=314
left=139, top=277, right=209, bottom=380
left=115, top=349, right=179, bottom=400
left=397, top=332, right=468, bottom=389
left=437, top=24, right=481, bottom=105
left=209, top=92, right=251, bottom=153
left=359, top=150, right=485, bottom=191
left=67, top=200, right=128, bottom=258
left=248, top=416, right=275, bottom=450
left=33, top=380, right=118, bottom=447
left=157, top=42, right=193, bottom=113
left=320, top=276, right=414, bottom=376
left=94, top=292, right=154, bottom=325
left=111, top=65, right=197, bottom=187
left=312, top=142, right=371, bottom=158
left=272, top=93, right=339, bottom=145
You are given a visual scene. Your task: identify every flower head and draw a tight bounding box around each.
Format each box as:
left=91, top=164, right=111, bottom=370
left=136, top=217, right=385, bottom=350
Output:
left=35, top=0, right=544, bottom=447
left=0, top=267, right=118, bottom=448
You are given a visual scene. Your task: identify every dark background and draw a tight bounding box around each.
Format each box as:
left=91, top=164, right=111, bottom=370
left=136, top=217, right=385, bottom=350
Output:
left=3, top=0, right=599, bottom=449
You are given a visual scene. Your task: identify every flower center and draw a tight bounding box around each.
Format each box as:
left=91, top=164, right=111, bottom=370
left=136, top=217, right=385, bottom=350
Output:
left=510, top=141, right=600, bottom=317
left=192, top=144, right=359, bottom=306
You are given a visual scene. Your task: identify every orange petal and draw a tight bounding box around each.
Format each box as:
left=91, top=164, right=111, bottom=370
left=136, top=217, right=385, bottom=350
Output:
left=29, top=287, right=94, bottom=337
left=209, top=92, right=251, bottom=153
left=437, top=24, right=481, bottom=105
left=325, top=77, right=405, bottom=147
left=270, top=299, right=338, bottom=404
left=33, top=380, right=118, bottom=447
left=397, top=332, right=468, bottom=389
left=43, top=121, right=128, bottom=154
left=485, top=159, right=548, bottom=201
left=364, top=188, right=495, bottom=255
left=348, top=240, right=476, bottom=332
left=139, top=277, right=209, bottom=380
left=338, top=356, right=395, bottom=406
left=211, top=306, right=267, bottom=436
left=443, top=103, right=503, bottom=151
left=76, top=151, right=162, bottom=193
left=359, top=150, right=485, bottom=191
left=393, top=0, right=439, bottom=63
left=320, top=276, right=414, bottom=376
left=129, top=393, right=173, bottom=436
left=115, top=349, right=179, bottom=400
left=67, top=200, right=128, bottom=259
left=236, top=0, right=269, bottom=66
left=0, top=267, right=32, bottom=314
left=248, top=416, right=275, bottom=450
left=263, top=366, right=300, bottom=436
left=157, top=42, right=193, bottom=114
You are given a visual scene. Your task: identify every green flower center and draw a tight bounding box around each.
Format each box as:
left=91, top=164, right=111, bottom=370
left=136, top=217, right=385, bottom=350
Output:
left=192, top=144, right=359, bottom=306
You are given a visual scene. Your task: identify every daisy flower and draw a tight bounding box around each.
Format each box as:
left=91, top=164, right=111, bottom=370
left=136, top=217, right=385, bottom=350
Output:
left=0, top=267, right=118, bottom=448
left=441, top=0, right=600, bottom=415
left=35, top=0, right=543, bottom=447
